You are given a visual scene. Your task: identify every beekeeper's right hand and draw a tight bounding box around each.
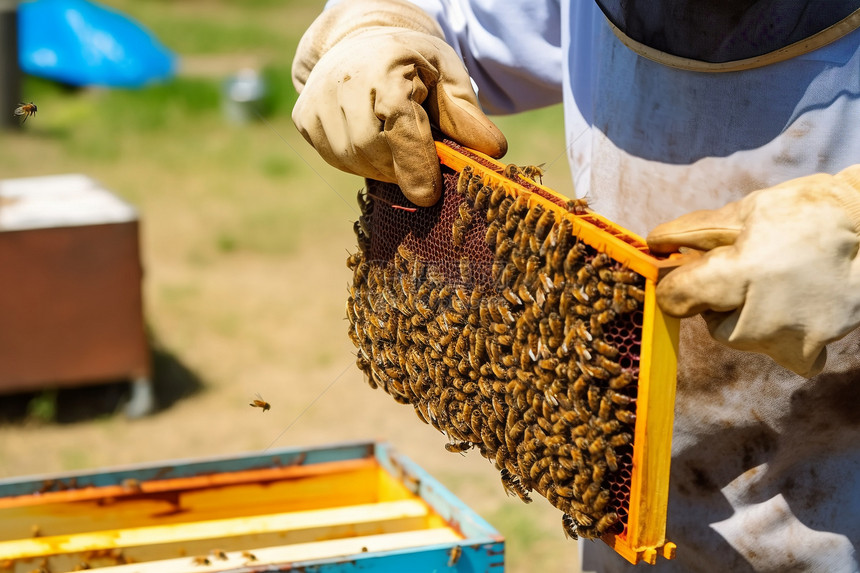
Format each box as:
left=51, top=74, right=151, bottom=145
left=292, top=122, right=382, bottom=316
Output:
left=291, top=0, right=507, bottom=207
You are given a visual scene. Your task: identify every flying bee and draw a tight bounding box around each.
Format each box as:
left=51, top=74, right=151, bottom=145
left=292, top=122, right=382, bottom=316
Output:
left=13, top=101, right=37, bottom=124
left=250, top=393, right=271, bottom=412
left=522, top=163, right=545, bottom=184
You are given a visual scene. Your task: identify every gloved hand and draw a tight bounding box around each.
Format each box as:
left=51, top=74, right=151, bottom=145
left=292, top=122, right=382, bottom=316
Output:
left=647, top=166, right=860, bottom=378
left=291, top=0, right=507, bottom=207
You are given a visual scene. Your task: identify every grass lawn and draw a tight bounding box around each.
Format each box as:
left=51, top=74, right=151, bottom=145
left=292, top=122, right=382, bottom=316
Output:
left=0, top=1, right=579, bottom=571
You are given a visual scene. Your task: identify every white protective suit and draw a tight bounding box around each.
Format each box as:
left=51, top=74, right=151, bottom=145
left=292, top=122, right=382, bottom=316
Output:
left=394, top=1, right=860, bottom=571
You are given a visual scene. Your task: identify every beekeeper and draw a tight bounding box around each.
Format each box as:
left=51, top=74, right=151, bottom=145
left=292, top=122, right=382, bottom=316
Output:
left=291, top=1, right=860, bottom=571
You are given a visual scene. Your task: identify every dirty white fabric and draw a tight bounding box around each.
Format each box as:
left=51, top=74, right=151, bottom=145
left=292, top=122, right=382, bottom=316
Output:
left=392, top=1, right=860, bottom=571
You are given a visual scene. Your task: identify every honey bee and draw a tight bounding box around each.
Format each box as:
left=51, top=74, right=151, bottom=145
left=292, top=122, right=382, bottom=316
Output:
left=595, top=512, right=620, bottom=534
left=522, top=164, right=545, bottom=184
left=467, top=175, right=483, bottom=201
left=593, top=488, right=611, bottom=513
left=73, top=563, right=92, bottom=571
left=474, top=185, right=491, bottom=211
left=612, top=269, right=639, bottom=284
left=211, top=550, right=228, bottom=561
left=609, top=370, right=634, bottom=390
left=592, top=339, right=618, bottom=358
left=457, top=166, right=473, bottom=195
left=121, top=478, right=142, bottom=492
left=13, top=101, right=37, bottom=124
left=566, top=197, right=588, bottom=214
left=605, top=446, right=619, bottom=471
left=627, top=284, right=646, bottom=302
left=452, top=219, right=468, bottom=246
left=484, top=219, right=502, bottom=248
left=490, top=195, right=511, bottom=220
left=609, top=432, right=632, bottom=448
left=591, top=459, right=607, bottom=484
left=561, top=513, right=580, bottom=539
left=448, top=545, right=463, bottom=567
left=593, top=309, right=616, bottom=326
left=495, top=237, right=515, bottom=259
left=582, top=482, right=601, bottom=506
left=445, top=440, right=472, bottom=454
left=250, top=393, right=271, bottom=412
left=572, top=340, right=592, bottom=362
left=485, top=183, right=505, bottom=206
left=574, top=264, right=593, bottom=285
left=616, top=409, right=636, bottom=425
left=535, top=210, right=555, bottom=239
left=503, top=164, right=521, bottom=179
left=241, top=551, right=258, bottom=562
left=192, top=556, right=211, bottom=566
left=595, top=355, right=622, bottom=376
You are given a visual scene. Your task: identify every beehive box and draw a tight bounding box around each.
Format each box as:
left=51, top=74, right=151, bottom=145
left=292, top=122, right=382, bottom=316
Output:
left=346, top=139, right=681, bottom=564
left=0, top=441, right=503, bottom=572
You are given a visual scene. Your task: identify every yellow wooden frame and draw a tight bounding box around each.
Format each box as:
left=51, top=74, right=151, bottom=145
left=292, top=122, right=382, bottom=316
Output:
left=436, top=141, right=680, bottom=565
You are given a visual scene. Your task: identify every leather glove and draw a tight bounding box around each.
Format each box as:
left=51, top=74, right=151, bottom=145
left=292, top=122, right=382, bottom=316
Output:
left=647, top=166, right=860, bottom=378
left=291, top=0, right=507, bottom=207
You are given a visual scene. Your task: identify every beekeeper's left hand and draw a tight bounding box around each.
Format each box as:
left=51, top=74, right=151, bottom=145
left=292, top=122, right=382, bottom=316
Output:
left=647, top=165, right=860, bottom=378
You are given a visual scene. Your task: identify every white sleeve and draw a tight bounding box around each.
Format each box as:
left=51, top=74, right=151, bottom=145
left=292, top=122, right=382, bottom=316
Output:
left=406, top=0, right=564, bottom=115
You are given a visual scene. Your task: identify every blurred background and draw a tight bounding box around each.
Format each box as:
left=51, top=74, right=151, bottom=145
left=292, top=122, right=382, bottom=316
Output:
left=0, top=1, right=579, bottom=571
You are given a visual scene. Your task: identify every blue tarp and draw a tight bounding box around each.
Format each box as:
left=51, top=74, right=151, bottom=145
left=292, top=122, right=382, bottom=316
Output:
left=19, top=0, right=176, bottom=88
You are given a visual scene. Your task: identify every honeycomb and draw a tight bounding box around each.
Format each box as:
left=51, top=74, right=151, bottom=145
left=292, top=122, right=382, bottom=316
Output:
left=346, top=145, right=649, bottom=540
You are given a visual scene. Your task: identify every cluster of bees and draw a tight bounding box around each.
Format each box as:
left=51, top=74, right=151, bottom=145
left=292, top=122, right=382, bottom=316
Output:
left=347, top=164, right=645, bottom=539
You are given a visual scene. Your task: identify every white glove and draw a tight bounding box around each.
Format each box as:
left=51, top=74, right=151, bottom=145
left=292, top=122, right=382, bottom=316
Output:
left=291, top=0, right=507, bottom=206
left=647, top=166, right=860, bottom=377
